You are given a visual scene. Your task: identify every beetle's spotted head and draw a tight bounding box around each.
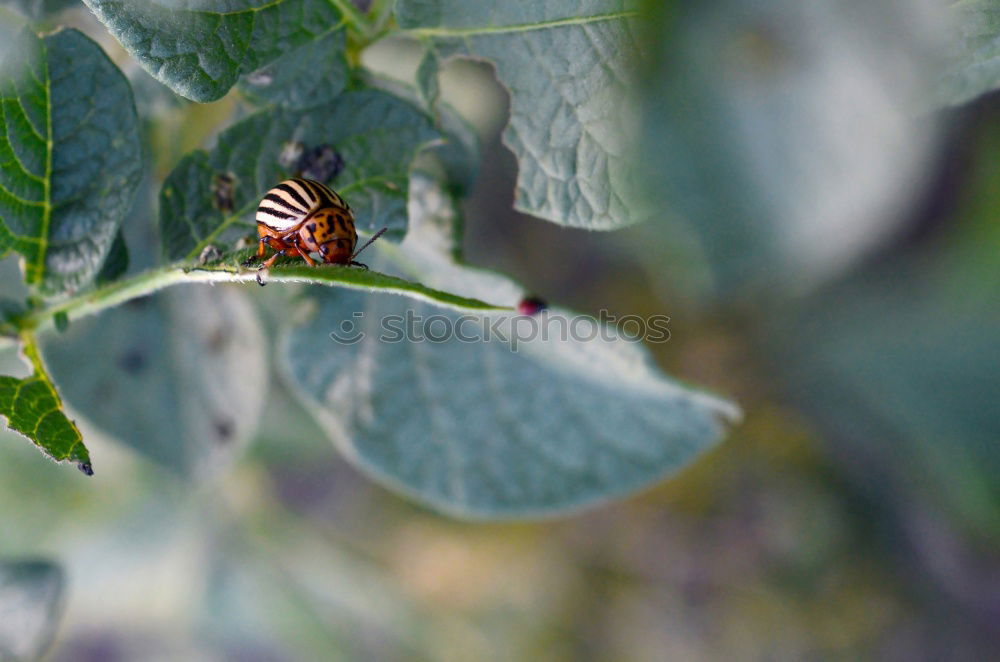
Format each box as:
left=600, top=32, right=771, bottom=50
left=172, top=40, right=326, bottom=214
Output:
left=319, top=238, right=353, bottom=264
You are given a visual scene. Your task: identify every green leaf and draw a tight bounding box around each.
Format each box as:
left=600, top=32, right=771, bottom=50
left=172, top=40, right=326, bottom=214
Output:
left=0, top=560, right=64, bottom=662
left=159, top=89, right=440, bottom=261
left=397, top=0, right=647, bottom=229
left=82, top=0, right=344, bottom=103
left=0, top=1, right=76, bottom=21
left=937, top=0, right=1000, bottom=106
left=239, top=28, right=347, bottom=109
left=0, top=335, right=91, bottom=474
left=42, top=285, right=267, bottom=478
left=766, top=117, right=1000, bottom=542
left=280, top=174, right=740, bottom=518
left=283, top=291, right=738, bottom=519
left=639, top=0, right=945, bottom=302
left=0, top=26, right=142, bottom=297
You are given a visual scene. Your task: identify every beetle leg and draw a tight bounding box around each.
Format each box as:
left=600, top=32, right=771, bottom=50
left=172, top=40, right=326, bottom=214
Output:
left=298, top=249, right=317, bottom=267
left=286, top=234, right=317, bottom=267
left=256, top=250, right=284, bottom=286
left=244, top=227, right=272, bottom=267
left=349, top=261, right=369, bottom=270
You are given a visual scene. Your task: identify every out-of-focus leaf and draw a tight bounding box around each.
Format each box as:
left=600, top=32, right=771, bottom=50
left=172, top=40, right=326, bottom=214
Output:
left=0, top=26, right=141, bottom=296
left=159, top=90, right=440, bottom=261
left=397, top=0, right=647, bottom=229
left=239, top=28, right=347, bottom=109
left=937, top=0, right=1000, bottom=106
left=0, top=0, right=75, bottom=20
left=0, top=337, right=90, bottom=474
left=280, top=174, right=740, bottom=518
left=0, top=560, right=64, bottom=662
left=640, top=0, right=946, bottom=302
left=42, top=285, right=266, bottom=479
left=82, top=0, right=344, bottom=103
left=768, top=116, right=1000, bottom=541
left=772, top=261, right=1000, bottom=539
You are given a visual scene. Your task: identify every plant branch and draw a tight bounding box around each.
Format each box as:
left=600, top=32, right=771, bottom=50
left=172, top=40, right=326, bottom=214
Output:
left=327, top=0, right=376, bottom=41
left=0, top=255, right=508, bottom=343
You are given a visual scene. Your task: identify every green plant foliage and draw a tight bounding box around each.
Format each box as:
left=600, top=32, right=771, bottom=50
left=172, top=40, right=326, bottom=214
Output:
left=42, top=285, right=267, bottom=478
left=0, top=0, right=76, bottom=21
left=159, top=90, right=440, bottom=261
left=639, top=0, right=946, bottom=302
left=0, top=338, right=90, bottom=473
left=81, top=0, right=344, bottom=103
left=938, top=0, right=1000, bottom=106
left=283, top=289, right=739, bottom=518
left=0, top=25, right=141, bottom=297
left=280, top=175, right=740, bottom=517
left=766, top=117, right=1000, bottom=542
left=0, top=560, right=64, bottom=661
left=397, top=0, right=648, bottom=230
left=239, top=28, right=347, bottom=109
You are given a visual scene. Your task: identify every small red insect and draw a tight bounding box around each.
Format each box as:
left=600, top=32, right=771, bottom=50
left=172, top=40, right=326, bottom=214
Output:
left=517, top=296, right=548, bottom=316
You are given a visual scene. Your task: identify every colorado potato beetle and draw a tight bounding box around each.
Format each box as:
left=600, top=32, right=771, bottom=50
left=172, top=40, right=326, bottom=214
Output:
left=247, top=178, right=386, bottom=284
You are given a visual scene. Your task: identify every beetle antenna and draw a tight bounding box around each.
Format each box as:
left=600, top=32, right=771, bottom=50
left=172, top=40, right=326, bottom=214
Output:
left=351, top=227, right=387, bottom=260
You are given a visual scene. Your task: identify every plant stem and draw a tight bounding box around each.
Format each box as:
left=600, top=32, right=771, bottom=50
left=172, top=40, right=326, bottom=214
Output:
left=327, top=0, right=376, bottom=41
left=10, top=264, right=267, bottom=337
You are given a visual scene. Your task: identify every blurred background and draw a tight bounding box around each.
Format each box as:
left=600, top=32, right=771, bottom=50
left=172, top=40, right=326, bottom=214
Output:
left=1, top=1, right=998, bottom=660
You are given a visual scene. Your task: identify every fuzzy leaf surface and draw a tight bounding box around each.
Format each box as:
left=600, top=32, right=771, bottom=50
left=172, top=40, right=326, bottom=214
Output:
left=0, top=26, right=141, bottom=296
left=397, top=0, right=646, bottom=229
left=82, top=0, right=344, bottom=102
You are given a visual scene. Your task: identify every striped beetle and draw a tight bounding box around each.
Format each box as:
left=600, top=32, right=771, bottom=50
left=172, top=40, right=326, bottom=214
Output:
left=247, top=178, right=385, bottom=284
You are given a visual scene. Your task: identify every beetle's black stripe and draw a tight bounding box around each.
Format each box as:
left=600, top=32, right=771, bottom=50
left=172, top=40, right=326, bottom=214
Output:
left=263, top=193, right=306, bottom=214
left=257, top=206, right=297, bottom=220
left=295, top=178, right=322, bottom=203
left=299, top=178, right=341, bottom=208
left=276, top=181, right=311, bottom=209
left=295, top=179, right=324, bottom=206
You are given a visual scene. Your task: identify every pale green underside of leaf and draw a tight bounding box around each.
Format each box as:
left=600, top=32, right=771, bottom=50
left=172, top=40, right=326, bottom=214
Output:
left=42, top=285, right=266, bottom=479
left=0, top=26, right=141, bottom=296
left=280, top=174, right=740, bottom=518
left=0, top=338, right=90, bottom=472
left=159, top=89, right=440, bottom=261
left=82, top=0, right=344, bottom=103
left=283, top=289, right=738, bottom=519
left=0, top=560, right=64, bottom=662
left=937, top=0, right=1000, bottom=106
left=397, top=0, right=648, bottom=230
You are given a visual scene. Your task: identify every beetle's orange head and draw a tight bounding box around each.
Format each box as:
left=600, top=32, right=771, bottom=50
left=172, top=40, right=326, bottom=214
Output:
left=319, top=239, right=352, bottom=264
